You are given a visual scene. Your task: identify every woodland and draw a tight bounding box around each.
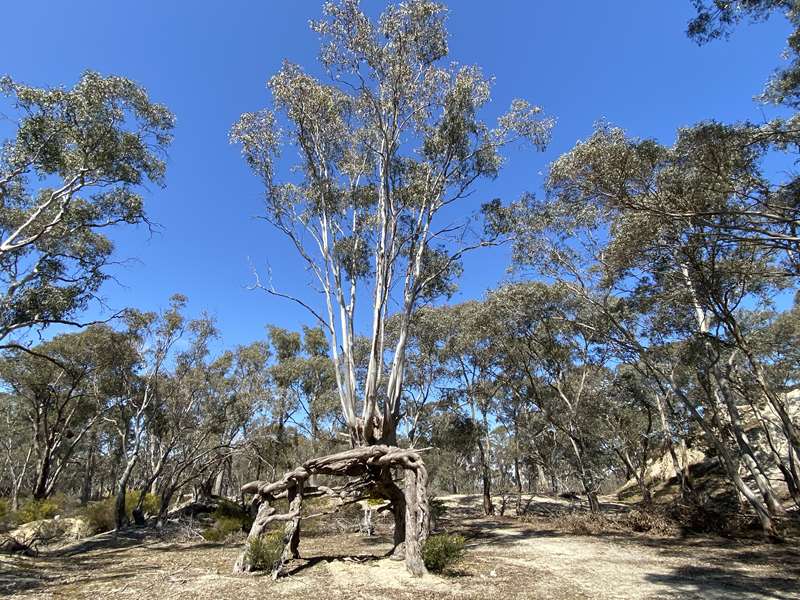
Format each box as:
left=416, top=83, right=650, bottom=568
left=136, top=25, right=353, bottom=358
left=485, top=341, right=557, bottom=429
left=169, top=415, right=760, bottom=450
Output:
left=1, top=2, right=800, bottom=599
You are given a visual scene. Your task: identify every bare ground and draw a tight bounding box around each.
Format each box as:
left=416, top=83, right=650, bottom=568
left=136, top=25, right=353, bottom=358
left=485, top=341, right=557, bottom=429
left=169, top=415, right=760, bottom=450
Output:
left=1, top=495, right=798, bottom=600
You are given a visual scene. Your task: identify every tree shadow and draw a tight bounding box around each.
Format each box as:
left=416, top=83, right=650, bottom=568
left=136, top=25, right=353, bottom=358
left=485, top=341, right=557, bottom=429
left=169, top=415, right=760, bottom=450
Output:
left=645, top=564, right=800, bottom=599
left=282, top=552, right=387, bottom=577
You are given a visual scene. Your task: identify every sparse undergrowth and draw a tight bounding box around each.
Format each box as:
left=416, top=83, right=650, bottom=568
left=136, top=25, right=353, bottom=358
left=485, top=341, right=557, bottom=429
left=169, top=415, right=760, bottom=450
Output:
left=80, top=492, right=161, bottom=534
left=202, top=500, right=252, bottom=543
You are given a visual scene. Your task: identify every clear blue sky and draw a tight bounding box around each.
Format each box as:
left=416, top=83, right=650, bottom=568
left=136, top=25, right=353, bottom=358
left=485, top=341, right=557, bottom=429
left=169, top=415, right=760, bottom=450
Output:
left=0, top=1, right=791, bottom=349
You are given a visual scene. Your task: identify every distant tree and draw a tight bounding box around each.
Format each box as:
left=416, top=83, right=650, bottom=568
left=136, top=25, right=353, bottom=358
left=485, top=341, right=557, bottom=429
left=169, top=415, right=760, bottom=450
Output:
left=486, top=282, right=613, bottom=513
left=0, top=324, right=135, bottom=500
left=108, top=295, right=196, bottom=530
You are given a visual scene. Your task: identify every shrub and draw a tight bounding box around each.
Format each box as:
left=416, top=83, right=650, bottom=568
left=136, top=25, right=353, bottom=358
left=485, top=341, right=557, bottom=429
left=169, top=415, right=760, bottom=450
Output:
left=17, top=498, right=61, bottom=524
left=203, top=515, right=246, bottom=542
left=552, top=511, right=616, bottom=535
left=134, top=492, right=160, bottom=517
left=213, top=500, right=251, bottom=525
left=81, top=499, right=116, bottom=534
left=0, top=498, right=8, bottom=521
left=422, top=533, right=466, bottom=573
left=201, top=500, right=252, bottom=542
left=245, top=530, right=284, bottom=572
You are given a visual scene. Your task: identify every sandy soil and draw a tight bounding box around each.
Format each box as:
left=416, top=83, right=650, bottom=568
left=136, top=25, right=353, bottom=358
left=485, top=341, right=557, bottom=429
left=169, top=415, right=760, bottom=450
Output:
left=1, top=495, right=798, bottom=600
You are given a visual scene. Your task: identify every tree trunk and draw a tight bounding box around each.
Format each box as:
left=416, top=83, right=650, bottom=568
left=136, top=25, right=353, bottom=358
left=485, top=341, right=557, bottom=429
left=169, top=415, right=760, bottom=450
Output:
left=477, top=438, right=494, bottom=515
left=115, top=453, right=140, bottom=530
left=403, top=468, right=427, bottom=577
left=586, top=490, right=601, bottom=513
left=616, top=448, right=651, bottom=504
left=80, top=441, right=95, bottom=506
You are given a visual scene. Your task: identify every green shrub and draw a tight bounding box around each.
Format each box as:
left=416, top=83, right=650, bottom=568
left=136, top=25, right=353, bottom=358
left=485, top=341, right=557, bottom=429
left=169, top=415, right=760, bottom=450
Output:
left=17, top=498, right=61, bottom=523
left=422, top=533, right=466, bottom=573
left=0, top=498, right=8, bottom=521
left=212, top=500, right=251, bottom=525
left=201, top=500, right=252, bottom=542
left=81, top=499, right=116, bottom=534
left=245, top=530, right=284, bottom=571
left=134, top=492, right=160, bottom=517
left=80, top=492, right=160, bottom=534
left=202, top=515, right=246, bottom=542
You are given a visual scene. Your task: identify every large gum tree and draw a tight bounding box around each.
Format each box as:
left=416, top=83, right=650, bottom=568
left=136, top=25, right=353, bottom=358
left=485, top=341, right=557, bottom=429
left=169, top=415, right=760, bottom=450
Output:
left=231, top=0, right=551, bottom=576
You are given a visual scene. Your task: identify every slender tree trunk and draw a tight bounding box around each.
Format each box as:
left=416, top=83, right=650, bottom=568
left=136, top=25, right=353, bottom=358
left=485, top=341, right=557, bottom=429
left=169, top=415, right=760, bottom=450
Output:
left=80, top=441, right=95, bottom=506
left=616, top=448, right=651, bottom=504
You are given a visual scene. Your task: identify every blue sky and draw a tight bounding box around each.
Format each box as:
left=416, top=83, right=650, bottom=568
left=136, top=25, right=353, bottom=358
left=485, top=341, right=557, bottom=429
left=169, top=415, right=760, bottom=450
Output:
left=0, top=1, right=792, bottom=349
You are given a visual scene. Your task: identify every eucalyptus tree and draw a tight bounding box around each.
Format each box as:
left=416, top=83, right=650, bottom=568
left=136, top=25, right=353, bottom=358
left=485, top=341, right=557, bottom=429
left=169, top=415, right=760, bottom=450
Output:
left=230, top=0, right=551, bottom=575
left=203, top=341, right=274, bottom=498
left=0, top=324, right=135, bottom=501
left=108, top=295, right=194, bottom=529
left=129, top=308, right=234, bottom=522
left=0, top=394, right=31, bottom=510
left=689, top=0, right=800, bottom=108
left=437, top=301, right=502, bottom=514
left=486, top=282, right=614, bottom=512
left=501, top=122, right=795, bottom=534
left=266, top=325, right=338, bottom=459
left=0, top=72, right=173, bottom=344
left=394, top=306, right=452, bottom=446
left=232, top=0, right=551, bottom=448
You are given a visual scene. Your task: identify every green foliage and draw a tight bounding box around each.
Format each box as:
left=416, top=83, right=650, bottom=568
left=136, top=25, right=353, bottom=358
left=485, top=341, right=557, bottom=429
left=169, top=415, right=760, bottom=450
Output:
left=202, top=500, right=252, bottom=542
left=81, top=499, right=116, bottom=534
left=0, top=498, right=8, bottom=522
left=80, top=492, right=160, bottom=534
left=245, top=530, right=284, bottom=571
left=422, top=533, right=466, bottom=573
left=203, top=516, right=246, bottom=542
left=0, top=71, right=174, bottom=340
left=16, top=498, right=61, bottom=523
left=135, top=492, right=161, bottom=517
left=688, top=0, right=800, bottom=107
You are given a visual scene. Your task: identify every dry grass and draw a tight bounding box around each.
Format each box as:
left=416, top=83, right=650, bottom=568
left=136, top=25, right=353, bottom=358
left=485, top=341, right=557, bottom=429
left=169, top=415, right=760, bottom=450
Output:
left=1, top=495, right=798, bottom=600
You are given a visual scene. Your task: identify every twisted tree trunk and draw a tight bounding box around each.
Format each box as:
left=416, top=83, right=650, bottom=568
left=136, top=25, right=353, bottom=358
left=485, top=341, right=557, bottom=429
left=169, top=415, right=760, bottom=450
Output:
left=233, top=445, right=429, bottom=578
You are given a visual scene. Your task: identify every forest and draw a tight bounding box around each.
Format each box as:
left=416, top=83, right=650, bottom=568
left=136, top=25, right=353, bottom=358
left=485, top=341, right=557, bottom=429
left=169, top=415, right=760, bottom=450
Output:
left=1, top=1, right=800, bottom=599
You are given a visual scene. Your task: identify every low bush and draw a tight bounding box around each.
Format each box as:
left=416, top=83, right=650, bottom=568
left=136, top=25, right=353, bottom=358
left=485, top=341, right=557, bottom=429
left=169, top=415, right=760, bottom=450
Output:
left=81, top=499, right=115, bottom=534
left=135, top=492, right=161, bottom=517
left=202, top=515, right=246, bottom=542
left=422, top=533, right=466, bottom=573
left=0, top=498, right=8, bottom=522
left=81, top=492, right=162, bottom=534
left=200, top=500, right=252, bottom=542
left=16, top=498, right=62, bottom=524
left=245, top=530, right=284, bottom=572
left=665, top=495, right=747, bottom=535
left=551, top=511, right=615, bottom=535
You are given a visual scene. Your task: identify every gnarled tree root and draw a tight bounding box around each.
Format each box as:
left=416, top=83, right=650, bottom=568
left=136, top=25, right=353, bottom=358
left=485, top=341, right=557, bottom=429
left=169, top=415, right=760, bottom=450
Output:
left=233, top=444, right=429, bottom=578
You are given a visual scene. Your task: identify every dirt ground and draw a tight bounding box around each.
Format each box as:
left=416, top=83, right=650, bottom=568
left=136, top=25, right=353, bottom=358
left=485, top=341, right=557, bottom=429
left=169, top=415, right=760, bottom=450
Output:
left=1, top=495, right=798, bottom=600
